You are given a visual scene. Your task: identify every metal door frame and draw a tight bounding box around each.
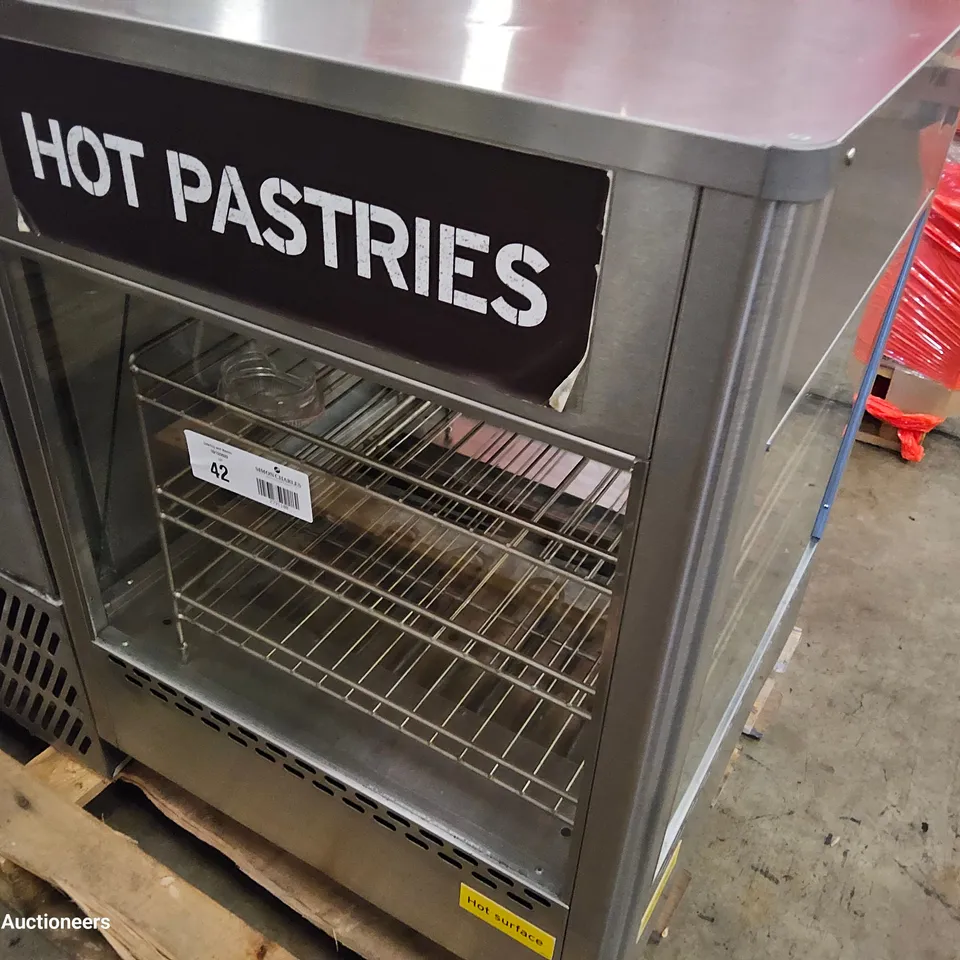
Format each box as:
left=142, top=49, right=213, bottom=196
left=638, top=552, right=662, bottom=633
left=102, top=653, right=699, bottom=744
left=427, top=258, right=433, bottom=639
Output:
left=0, top=258, right=123, bottom=762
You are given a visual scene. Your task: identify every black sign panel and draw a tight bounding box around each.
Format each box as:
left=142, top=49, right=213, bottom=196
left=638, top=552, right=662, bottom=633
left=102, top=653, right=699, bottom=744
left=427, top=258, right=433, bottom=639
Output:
left=0, top=40, right=609, bottom=404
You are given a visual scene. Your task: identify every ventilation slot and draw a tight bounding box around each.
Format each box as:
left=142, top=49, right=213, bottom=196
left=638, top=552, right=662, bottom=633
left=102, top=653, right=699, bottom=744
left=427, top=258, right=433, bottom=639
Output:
left=35, top=613, right=49, bottom=649
left=7, top=595, right=21, bottom=630
left=508, top=893, right=534, bottom=911
left=0, top=580, right=99, bottom=767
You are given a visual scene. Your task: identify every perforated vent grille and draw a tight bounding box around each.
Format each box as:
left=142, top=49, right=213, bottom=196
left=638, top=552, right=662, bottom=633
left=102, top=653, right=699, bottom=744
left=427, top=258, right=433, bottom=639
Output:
left=0, top=579, right=95, bottom=758
left=106, top=652, right=557, bottom=915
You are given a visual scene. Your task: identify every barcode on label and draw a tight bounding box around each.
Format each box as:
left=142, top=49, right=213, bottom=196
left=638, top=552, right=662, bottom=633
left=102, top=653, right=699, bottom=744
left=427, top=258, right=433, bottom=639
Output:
left=256, top=477, right=300, bottom=511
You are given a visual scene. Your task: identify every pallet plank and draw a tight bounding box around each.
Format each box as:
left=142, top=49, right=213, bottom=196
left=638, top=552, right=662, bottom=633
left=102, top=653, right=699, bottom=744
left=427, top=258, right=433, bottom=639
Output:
left=1, top=747, right=117, bottom=958
left=26, top=746, right=112, bottom=806
left=0, top=750, right=296, bottom=960
left=742, top=627, right=802, bottom=739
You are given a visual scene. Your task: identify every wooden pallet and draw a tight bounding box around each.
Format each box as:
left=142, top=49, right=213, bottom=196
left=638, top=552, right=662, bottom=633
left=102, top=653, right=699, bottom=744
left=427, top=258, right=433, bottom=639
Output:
left=855, top=360, right=956, bottom=455
left=855, top=362, right=903, bottom=453
left=0, top=743, right=452, bottom=960
left=0, top=747, right=304, bottom=960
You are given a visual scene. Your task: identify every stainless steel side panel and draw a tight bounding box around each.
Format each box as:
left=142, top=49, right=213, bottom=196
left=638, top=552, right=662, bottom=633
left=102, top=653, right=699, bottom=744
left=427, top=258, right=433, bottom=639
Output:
left=564, top=191, right=824, bottom=960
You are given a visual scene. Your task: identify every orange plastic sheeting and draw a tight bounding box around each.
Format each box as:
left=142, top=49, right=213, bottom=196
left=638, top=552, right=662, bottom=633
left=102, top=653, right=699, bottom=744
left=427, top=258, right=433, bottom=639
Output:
left=864, top=395, right=943, bottom=462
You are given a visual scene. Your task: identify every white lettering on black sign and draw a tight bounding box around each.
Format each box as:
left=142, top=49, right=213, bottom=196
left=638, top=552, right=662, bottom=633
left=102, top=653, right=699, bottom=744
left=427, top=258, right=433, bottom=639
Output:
left=0, top=41, right=609, bottom=404
left=21, top=116, right=553, bottom=325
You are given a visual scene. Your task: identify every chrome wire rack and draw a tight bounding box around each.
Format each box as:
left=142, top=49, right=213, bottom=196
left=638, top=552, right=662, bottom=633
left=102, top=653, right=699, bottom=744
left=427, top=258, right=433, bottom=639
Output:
left=131, top=324, right=630, bottom=822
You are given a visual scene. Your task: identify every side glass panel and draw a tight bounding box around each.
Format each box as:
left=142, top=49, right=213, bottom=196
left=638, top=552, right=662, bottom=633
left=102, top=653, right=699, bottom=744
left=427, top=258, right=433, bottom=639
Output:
left=671, top=307, right=863, bottom=812
left=0, top=384, right=54, bottom=593
left=10, top=258, right=191, bottom=593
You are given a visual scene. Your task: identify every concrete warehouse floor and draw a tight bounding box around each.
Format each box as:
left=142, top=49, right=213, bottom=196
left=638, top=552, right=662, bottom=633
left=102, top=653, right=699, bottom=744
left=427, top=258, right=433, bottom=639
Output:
left=3, top=434, right=960, bottom=960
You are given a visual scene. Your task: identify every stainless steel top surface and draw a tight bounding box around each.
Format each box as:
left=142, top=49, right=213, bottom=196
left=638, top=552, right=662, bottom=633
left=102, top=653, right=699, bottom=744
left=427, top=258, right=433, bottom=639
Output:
left=13, top=0, right=960, bottom=147
left=3, top=0, right=960, bottom=198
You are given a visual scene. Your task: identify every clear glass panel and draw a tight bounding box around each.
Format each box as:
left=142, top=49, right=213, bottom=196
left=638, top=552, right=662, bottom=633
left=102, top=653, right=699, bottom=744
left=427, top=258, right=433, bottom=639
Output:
left=11, top=258, right=193, bottom=592
left=671, top=308, right=863, bottom=812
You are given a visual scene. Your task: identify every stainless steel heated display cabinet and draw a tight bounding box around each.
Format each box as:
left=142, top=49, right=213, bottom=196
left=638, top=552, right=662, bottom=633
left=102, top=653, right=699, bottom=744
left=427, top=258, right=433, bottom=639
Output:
left=0, top=3, right=958, bottom=959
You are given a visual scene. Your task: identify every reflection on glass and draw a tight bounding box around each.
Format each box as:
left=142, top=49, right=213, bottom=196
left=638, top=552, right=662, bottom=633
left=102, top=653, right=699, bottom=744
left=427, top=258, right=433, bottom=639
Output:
left=10, top=259, right=193, bottom=592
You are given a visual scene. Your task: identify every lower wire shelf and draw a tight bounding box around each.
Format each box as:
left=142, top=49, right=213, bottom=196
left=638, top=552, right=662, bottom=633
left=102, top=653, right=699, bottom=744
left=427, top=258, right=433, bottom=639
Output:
left=161, top=480, right=600, bottom=825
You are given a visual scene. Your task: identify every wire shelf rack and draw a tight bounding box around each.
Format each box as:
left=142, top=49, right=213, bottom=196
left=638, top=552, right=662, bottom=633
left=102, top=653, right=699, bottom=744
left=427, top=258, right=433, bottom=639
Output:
left=132, top=323, right=632, bottom=823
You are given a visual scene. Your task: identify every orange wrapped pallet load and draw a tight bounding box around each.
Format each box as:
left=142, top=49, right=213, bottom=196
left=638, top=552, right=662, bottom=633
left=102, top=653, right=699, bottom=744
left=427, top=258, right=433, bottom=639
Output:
left=856, top=159, right=960, bottom=391
left=855, top=151, right=960, bottom=459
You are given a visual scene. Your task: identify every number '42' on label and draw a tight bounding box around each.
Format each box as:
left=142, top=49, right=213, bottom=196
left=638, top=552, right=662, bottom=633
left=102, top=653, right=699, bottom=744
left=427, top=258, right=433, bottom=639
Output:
left=184, top=429, right=313, bottom=523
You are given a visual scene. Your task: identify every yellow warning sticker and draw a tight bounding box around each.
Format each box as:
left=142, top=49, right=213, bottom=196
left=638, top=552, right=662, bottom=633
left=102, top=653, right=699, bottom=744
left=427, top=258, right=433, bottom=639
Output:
left=459, top=883, right=556, bottom=959
left=636, top=841, right=682, bottom=942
